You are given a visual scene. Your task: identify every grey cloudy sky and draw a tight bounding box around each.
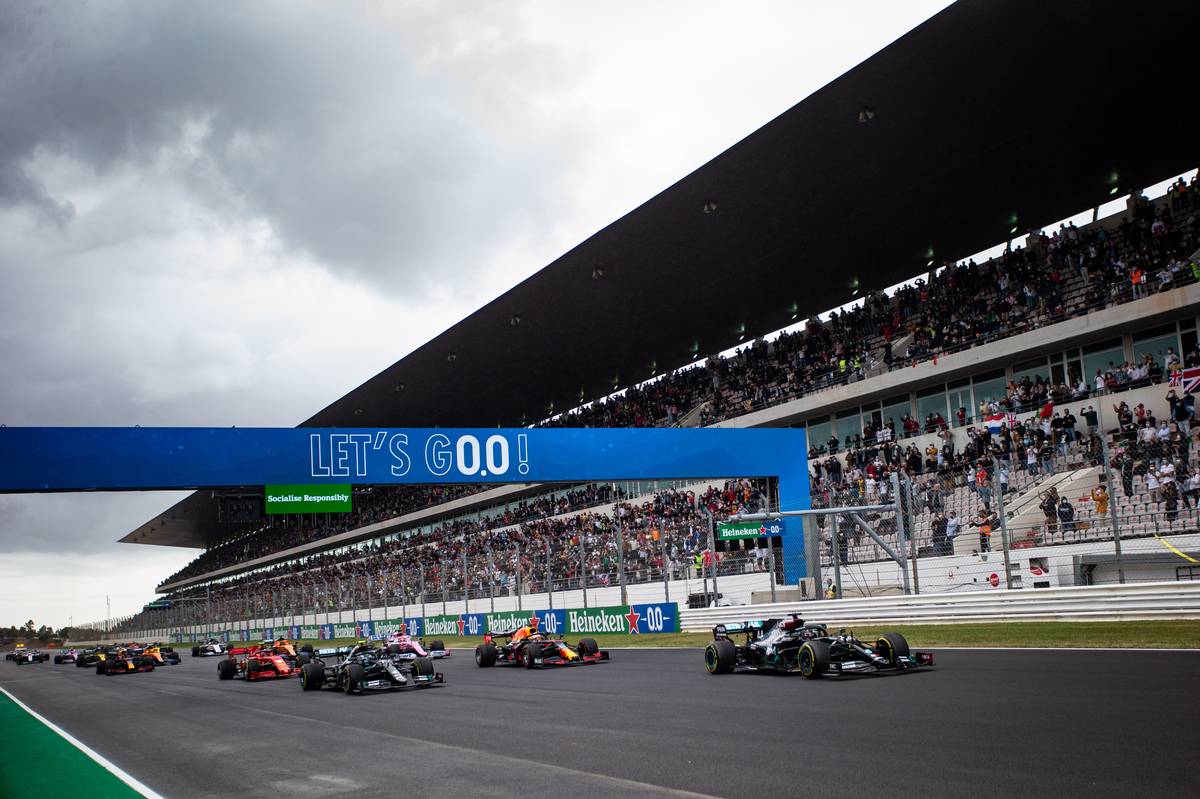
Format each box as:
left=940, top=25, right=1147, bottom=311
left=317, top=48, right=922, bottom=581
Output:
left=0, top=1, right=950, bottom=627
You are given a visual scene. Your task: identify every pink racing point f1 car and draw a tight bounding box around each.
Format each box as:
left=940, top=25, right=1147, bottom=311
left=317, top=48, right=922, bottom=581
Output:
left=382, top=632, right=451, bottom=660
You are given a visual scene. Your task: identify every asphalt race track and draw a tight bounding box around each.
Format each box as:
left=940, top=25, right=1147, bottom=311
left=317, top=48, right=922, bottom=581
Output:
left=2, top=648, right=1198, bottom=798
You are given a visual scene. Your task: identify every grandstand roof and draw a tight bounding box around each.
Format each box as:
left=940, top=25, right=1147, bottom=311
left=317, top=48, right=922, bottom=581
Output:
left=126, top=0, right=1200, bottom=548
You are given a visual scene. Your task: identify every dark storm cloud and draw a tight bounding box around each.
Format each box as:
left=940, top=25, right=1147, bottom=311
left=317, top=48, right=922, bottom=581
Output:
left=0, top=0, right=572, bottom=291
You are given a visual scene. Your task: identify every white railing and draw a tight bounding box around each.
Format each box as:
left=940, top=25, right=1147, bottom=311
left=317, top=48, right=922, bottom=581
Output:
left=680, top=581, right=1200, bottom=629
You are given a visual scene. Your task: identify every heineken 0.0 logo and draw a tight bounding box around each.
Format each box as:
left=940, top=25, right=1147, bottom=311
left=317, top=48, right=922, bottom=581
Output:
left=567, top=606, right=631, bottom=634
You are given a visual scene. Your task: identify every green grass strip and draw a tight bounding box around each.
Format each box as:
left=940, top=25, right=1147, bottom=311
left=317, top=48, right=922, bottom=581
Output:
left=0, top=690, right=146, bottom=798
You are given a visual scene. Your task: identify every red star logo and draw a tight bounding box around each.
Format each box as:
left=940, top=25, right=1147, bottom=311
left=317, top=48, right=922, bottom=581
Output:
left=624, top=609, right=641, bottom=634
left=528, top=615, right=540, bottom=629
left=758, top=524, right=767, bottom=536
left=455, top=618, right=465, bottom=636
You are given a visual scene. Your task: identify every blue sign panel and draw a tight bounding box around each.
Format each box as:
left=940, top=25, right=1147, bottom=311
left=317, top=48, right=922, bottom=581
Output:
left=532, top=608, right=567, bottom=636
left=403, top=617, right=423, bottom=638
left=0, top=426, right=809, bottom=582
left=630, top=602, right=678, bottom=634
left=460, top=613, right=488, bottom=637
left=318, top=624, right=334, bottom=640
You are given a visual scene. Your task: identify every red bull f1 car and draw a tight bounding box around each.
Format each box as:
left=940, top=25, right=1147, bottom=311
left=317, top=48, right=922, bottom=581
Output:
left=474, top=623, right=608, bottom=669
left=95, top=646, right=157, bottom=674
left=217, top=639, right=308, bottom=681
left=300, top=640, right=443, bottom=694
left=704, top=616, right=934, bottom=678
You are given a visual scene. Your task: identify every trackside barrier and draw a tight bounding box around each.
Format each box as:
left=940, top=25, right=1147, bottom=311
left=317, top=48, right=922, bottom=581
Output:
left=679, top=582, right=1200, bottom=629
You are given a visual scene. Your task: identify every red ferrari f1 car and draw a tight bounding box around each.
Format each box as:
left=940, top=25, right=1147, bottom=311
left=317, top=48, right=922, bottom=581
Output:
left=217, top=638, right=309, bottom=681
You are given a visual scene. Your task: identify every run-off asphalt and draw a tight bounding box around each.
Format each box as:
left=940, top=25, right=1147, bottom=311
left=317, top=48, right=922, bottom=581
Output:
left=1, top=649, right=1196, bottom=798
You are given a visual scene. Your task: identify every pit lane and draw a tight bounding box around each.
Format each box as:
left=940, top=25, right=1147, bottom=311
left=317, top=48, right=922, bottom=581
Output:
left=1, top=648, right=1196, bottom=798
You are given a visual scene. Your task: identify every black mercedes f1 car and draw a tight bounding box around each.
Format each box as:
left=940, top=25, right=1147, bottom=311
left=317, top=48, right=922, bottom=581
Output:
left=299, top=641, right=443, bottom=694
left=704, top=616, right=934, bottom=678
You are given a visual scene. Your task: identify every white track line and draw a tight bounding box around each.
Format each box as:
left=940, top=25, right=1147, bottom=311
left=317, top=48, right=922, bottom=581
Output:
left=0, top=686, right=165, bottom=799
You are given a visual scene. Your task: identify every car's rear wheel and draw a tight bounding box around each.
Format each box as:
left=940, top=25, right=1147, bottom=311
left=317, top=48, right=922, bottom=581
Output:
left=217, top=658, right=236, bottom=680
left=875, top=632, right=910, bottom=665
left=54, top=655, right=62, bottom=664
left=524, top=642, right=542, bottom=669
left=428, top=639, right=445, bottom=651
left=191, top=646, right=200, bottom=657
left=797, top=640, right=830, bottom=679
left=577, top=638, right=599, bottom=656
left=342, top=663, right=365, bottom=695
left=704, top=639, right=737, bottom=674
left=475, top=643, right=497, bottom=667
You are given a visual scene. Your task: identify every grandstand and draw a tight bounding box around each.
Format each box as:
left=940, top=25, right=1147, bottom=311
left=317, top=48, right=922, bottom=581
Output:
left=105, top=0, right=1200, bottom=636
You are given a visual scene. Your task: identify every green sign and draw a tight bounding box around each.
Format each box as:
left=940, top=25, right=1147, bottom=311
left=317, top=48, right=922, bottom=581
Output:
left=423, top=615, right=462, bottom=637
left=717, top=520, right=764, bottom=541
left=566, top=605, right=633, bottom=634
left=484, top=611, right=534, bottom=635
left=265, top=484, right=352, bottom=514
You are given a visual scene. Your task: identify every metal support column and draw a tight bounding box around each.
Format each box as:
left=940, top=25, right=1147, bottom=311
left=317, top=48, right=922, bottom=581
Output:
left=1098, top=412, right=1127, bottom=584
left=992, top=457, right=1014, bottom=589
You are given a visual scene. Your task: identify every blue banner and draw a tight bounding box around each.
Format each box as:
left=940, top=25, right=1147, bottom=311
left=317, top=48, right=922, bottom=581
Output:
left=532, top=608, right=567, bottom=636
left=0, top=427, right=806, bottom=499
left=630, top=602, right=678, bottom=634
left=403, top=617, right=423, bottom=637
left=460, top=613, right=487, bottom=637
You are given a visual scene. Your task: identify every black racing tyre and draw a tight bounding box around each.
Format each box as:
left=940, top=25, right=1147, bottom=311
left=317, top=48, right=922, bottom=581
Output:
left=141, top=658, right=156, bottom=671
left=217, top=658, right=236, bottom=680
left=15, top=658, right=24, bottom=666
left=75, top=656, right=87, bottom=668
left=300, top=662, right=323, bottom=691
left=387, top=643, right=402, bottom=654
left=523, top=642, right=542, bottom=669
left=428, top=639, right=445, bottom=651
left=797, top=640, right=830, bottom=679
left=96, top=661, right=107, bottom=675
left=300, top=644, right=314, bottom=655
left=411, top=656, right=434, bottom=679
left=191, top=646, right=201, bottom=657
left=342, top=663, right=365, bottom=695
left=54, top=655, right=62, bottom=664
left=577, top=638, right=599, bottom=657
left=475, top=643, right=497, bottom=667
left=296, top=651, right=311, bottom=666
left=704, top=639, right=737, bottom=674
left=875, top=632, right=910, bottom=665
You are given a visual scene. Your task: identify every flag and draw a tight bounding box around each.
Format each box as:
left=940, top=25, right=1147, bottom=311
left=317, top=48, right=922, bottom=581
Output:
left=1178, top=366, right=1200, bottom=394
left=984, top=413, right=1006, bottom=434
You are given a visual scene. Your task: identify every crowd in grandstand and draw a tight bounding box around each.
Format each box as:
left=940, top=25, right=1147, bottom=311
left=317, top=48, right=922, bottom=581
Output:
left=155, top=480, right=770, bottom=621
left=155, top=182, right=1200, bottom=598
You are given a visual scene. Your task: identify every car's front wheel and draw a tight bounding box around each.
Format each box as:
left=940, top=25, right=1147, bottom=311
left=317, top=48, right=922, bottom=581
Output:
left=797, top=640, right=830, bottom=679
left=874, top=632, right=910, bottom=666
left=342, top=663, right=365, bottom=695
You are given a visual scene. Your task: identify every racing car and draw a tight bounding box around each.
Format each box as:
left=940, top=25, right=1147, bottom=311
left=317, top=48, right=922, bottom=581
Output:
left=383, top=631, right=450, bottom=660
left=217, top=638, right=307, bottom=681
left=95, top=646, right=157, bottom=674
left=191, top=638, right=228, bottom=657
left=473, top=621, right=608, bottom=668
left=135, top=643, right=181, bottom=665
left=703, top=616, right=934, bottom=678
left=300, top=639, right=443, bottom=694
left=53, top=648, right=81, bottom=664
left=11, top=645, right=50, bottom=664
